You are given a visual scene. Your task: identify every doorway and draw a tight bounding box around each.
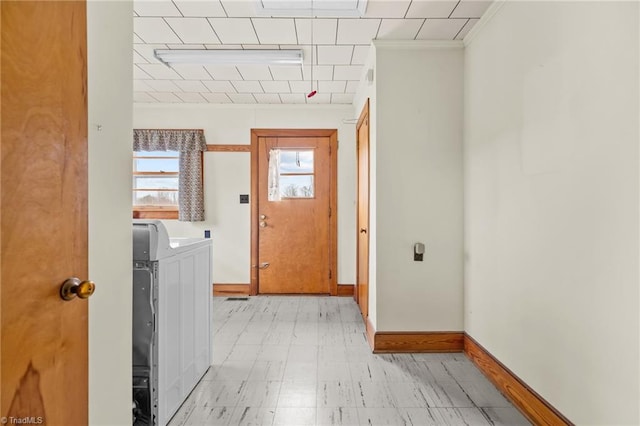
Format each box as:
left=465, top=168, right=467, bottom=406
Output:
left=250, top=129, right=338, bottom=295
left=356, top=101, right=370, bottom=318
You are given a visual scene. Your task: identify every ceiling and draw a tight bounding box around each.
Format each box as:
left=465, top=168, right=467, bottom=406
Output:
left=133, top=0, right=493, bottom=105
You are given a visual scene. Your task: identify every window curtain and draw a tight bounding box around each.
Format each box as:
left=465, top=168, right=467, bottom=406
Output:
left=268, top=149, right=281, bottom=202
left=133, top=129, right=207, bottom=221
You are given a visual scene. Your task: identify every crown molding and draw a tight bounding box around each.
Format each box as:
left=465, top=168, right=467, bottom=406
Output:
left=372, top=40, right=464, bottom=50
left=463, top=0, right=508, bottom=47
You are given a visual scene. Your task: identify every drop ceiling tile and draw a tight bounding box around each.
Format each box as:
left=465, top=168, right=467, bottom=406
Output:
left=165, top=18, right=221, bottom=44
left=175, top=92, right=207, bottom=103
left=173, top=80, right=210, bottom=92
left=166, top=43, right=207, bottom=49
left=137, top=63, right=183, bottom=79
left=416, top=18, right=467, bottom=40
left=228, top=93, right=257, bottom=103
left=232, top=81, right=264, bottom=93
left=289, top=80, right=315, bottom=93
left=261, top=80, right=291, bottom=93
left=331, top=93, right=354, bottom=104
left=173, top=0, right=227, bottom=17
left=242, top=44, right=280, bottom=49
left=202, top=93, right=233, bottom=103
left=204, top=44, right=244, bottom=49
left=134, top=1, right=182, bottom=17
left=237, top=64, right=273, bottom=80
left=254, top=93, right=282, bottom=104
left=336, top=19, right=381, bottom=44
left=450, top=0, right=493, bottom=18
left=134, top=92, right=158, bottom=103
left=133, top=51, right=149, bottom=64
left=377, top=18, right=423, bottom=39
left=333, top=65, right=362, bottom=80
left=134, top=65, right=152, bottom=79
left=208, top=18, right=259, bottom=44
left=150, top=92, right=184, bottom=103
left=295, top=19, right=338, bottom=45
left=279, top=93, right=306, bottom=104
left=134, top=18, right=182, bottom=44
left=270, top=66, right=303, bottom=80
left=144, top=80, right=183, bottom=92
left=306, top=93, right=331, bottom=104
left=133, top=80, right=154, bottom=92
left=252, top=18, right=298, bottom=44
left=220, top=0, right=258, bottom=17
left=455, top=18, right=479, bottom=40
left=345, top=81, right=359, bottom=93
left=134, top=43, right=167, bottom=63
left=364, top=0, right=411, bottom=18
left=170, top=64, right=213, bottom=80
left=134, top=33, right=145, bottom=43
left=204, top=65, right=243, bottom=80
left=406, top=0, right=458, bottom=18
left=302, top=65, right=334, bottom=81
left=317, top=45, right=353, bottom=65
left=203, top=80, right=237, bottom=93
left=318, top=80, right=346, bottom=93
left=351, top=46, right=370, bottom=65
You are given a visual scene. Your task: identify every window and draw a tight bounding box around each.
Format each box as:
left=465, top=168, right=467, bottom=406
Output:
left=133, top=150, right=180, bottom=219
left=278, top=150, right=315, bottom=199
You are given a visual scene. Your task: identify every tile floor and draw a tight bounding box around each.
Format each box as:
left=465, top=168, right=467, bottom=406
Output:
left=168, top=296, right=530, bottom=426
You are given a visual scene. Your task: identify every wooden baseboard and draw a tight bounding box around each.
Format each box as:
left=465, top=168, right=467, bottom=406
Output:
left=212, top=284, right=250, bottom=296
left=364, top=319, right=464, bottom=353
left=464, top=334, right=573, bottom=426
left=365, top=317, right=376, bottom=350
left=337, top=284, right=354, bottom=297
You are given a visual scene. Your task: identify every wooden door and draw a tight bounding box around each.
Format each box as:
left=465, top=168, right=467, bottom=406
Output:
left=1, top=2, right=89, bottom=424
left=356, top=101, right=370, bottom=318
left=253, top=130, right=337, bottom=295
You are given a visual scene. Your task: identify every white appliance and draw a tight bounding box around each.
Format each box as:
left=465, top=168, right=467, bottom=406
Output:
left=132, top=220, right=212, bottom=426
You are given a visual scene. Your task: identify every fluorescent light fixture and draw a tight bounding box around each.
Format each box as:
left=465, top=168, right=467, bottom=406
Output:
left=154, top=49, right=304, bottom=66
left=255, top=0, right=368, bottom=17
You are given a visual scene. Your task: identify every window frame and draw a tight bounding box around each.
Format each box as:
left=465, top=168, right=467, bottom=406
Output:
left=132, top=151, right=180, bottom=220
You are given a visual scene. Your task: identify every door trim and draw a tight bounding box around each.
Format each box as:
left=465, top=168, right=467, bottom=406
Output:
left=356, top=100, right=370, bottom=313
left=250, top=129, right=338, bottom=296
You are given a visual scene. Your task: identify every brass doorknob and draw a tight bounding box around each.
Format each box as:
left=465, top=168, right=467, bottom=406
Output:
left=60, top=277, right=96, bottom=301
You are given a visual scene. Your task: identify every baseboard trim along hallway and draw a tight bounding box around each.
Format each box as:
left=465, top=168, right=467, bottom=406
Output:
left=212, top=283, right=250, bottom=296
left=363, top=318, right=572, bottom=424
left=464, top=334, right=573, bottom=426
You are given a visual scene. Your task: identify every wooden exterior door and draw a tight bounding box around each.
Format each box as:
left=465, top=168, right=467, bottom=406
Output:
left=356, top=101, right=370, bottom=318
left=252, top=130, right=337, bottom=295
left=1, top=2, right=90, bottom=424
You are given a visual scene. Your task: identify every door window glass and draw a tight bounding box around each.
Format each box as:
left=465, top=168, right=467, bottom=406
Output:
left=278, top=150, right=314, bottom=199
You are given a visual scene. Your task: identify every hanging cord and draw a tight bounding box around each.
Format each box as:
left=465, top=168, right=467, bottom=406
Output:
left=307, top=1, right=317, bottom=98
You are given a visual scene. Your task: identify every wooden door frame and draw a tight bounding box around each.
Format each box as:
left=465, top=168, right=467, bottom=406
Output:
left=356, top=100, right=370, bottom=310
left=250, top=129, right=338, bottom=296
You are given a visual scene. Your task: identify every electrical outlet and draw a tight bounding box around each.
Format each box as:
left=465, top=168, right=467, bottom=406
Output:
left=414, top=253, right=423, bottom=261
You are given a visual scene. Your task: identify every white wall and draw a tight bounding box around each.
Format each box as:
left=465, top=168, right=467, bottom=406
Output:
left=464, top=1, right=639, bottom=424
left=87, top=1, right=133, bottom=425
left=133, top=104, right=357, bottom=285
left=353, top=45, right=378, bottom=327
left=373, top=42, right=465, bottom=332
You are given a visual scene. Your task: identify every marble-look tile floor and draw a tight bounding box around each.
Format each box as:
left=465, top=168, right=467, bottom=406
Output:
left=169, top=296, right=530, bottom=426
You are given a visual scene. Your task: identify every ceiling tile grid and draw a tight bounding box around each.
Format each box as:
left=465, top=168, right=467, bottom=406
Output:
left=133, top=0, right=493, bottom=105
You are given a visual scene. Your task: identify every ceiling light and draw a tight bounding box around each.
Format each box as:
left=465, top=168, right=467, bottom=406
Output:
left=154, top=49, right=304, bottom=66
left=255, top=0, right=368, bottom=17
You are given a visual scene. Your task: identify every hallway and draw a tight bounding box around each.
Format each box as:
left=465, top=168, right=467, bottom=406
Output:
left=168, top=296, right=529, bottom=425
